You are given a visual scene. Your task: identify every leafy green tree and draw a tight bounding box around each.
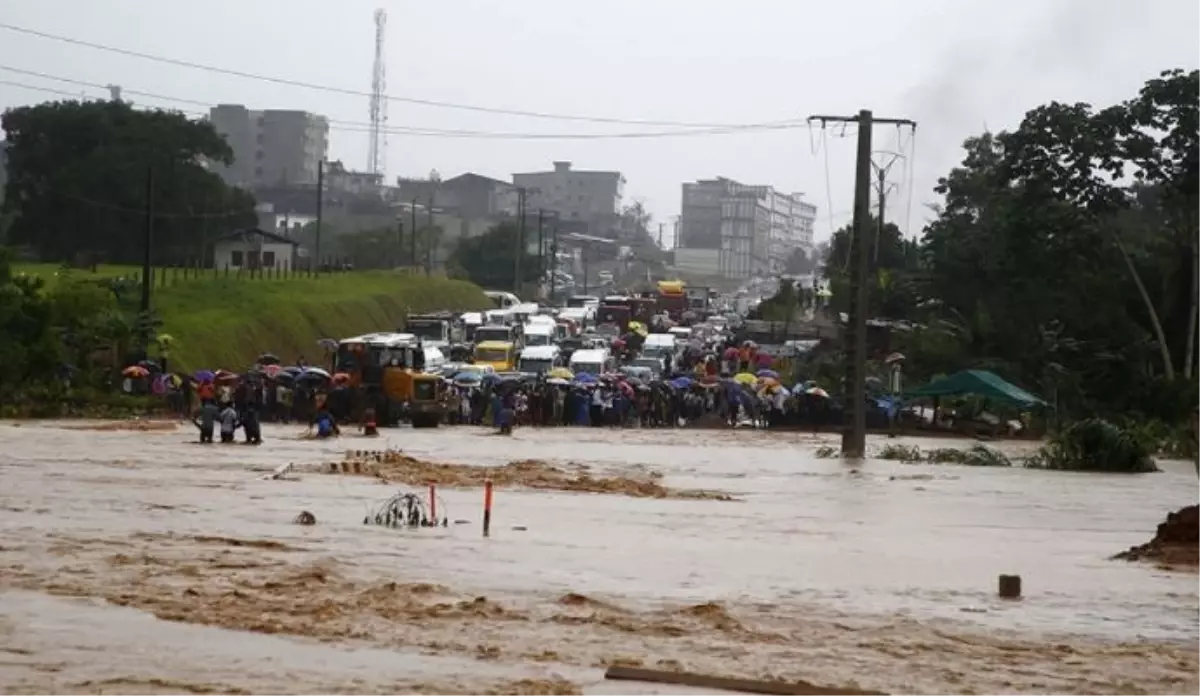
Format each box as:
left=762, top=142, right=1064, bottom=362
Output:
left=447, top=221, right=541, bottom=291
left=1, top=100, right=257, bottom=265
left=823, top=215, right=921, bottom=320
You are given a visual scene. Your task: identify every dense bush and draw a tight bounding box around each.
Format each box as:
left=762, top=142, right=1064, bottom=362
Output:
left=1026, top=418, right=1158, bottom=473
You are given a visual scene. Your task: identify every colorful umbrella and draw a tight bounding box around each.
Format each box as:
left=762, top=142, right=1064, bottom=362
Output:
left=332, top=372, right=351, bottom=383
left=805, top=386, right=830, bottom=398
left=122, top=365, right=148, bottom=378
left=756, top=369, right=779, bottom=380
left=733, top=372, right=757, bottom=386
left=214, top=369, right=238, bottom=383
left=548, top=367, right=574, bottom=380
left=261, top=364, right=283, bottom=378
left=193, top=369, right=215, bottom=383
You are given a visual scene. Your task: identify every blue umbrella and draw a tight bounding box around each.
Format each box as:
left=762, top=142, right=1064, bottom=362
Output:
left=193, top=369, right=215, bottom=382
left=574, top=373, right=599, bottom=384
left=669, top=376, right=693, bottom=389
left=756, top=369, right=779, bottom=380
left=454, top=372, right=483, bottom=386
left=281, top=365, right=303, bottom=375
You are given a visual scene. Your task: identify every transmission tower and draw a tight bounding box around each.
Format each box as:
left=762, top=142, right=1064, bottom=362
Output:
left=367, top=8, right=388, bottom=176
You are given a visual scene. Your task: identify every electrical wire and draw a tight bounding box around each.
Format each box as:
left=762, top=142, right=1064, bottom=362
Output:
left=0, top=21, right=801, bottom=130
left=0, top=68, right=810, bottom=141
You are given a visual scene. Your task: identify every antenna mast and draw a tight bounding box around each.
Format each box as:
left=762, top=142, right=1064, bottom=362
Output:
left=368, top=8, right=388, bottom=176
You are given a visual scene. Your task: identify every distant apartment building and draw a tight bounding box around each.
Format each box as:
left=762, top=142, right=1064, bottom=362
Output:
left=208, top=104, right=329, bottom=188
left=678, top=177, right=816, bottom=279
left=512, top=161, right=624, bottom=236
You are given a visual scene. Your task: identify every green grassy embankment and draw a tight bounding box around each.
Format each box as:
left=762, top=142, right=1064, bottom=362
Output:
left=15, top=263, right=491, bottom=371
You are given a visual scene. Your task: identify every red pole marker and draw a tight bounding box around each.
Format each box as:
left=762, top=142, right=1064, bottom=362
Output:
left=483, top=479, right=493, bottom=537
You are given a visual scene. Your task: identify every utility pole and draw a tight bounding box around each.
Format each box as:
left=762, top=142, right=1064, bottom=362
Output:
left=537, top=208, right=545, bottom=290
left=410, top=198, right=417, bottom=268
left=426, top=192, right=435, bottom=277
left=314, top=160, right=325, bottom=272
left=549, top=217, right=559, bottom=303
left=658, top=222, right=664, bottom=248
left=808, top=111, right=916, bottom=459
left=396, top=218, right=404, bottom=268
left=140, top=165, right=154, bottom=319
left=870, top=152, right=903, bottom=263
left=514, top=187, right=526, bottom=294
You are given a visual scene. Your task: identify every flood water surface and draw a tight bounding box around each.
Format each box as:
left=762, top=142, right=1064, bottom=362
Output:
left=0, top=421, right=1196, bottom=694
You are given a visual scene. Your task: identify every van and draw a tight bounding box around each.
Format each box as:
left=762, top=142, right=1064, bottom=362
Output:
left=569, top=348, right=611, bottom=377
left=523, top=322, right=555, bottom=347
left=643, top=333, right=677, bottom=357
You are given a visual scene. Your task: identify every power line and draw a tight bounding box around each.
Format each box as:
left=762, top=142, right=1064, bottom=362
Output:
left=0, top=21, right=800, bottom=129
left=0, top=67, right=810, bottom=140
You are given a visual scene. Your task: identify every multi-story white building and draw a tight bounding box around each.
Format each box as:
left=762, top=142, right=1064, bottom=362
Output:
left=512, top=161, right=624, bottom=235
left=678, top=177, right=817, bottom=279
left=208, top=104, right=330, bottom=188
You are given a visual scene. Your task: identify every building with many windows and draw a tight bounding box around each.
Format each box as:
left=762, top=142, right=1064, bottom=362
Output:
left=512, top=161, right=625, bottom=236
left=208, top=105, right=329, bottom=188
left=677, top=177, right=816, bottom=279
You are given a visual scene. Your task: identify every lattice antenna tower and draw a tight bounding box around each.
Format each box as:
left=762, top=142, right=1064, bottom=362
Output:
left=368, top=8, right=388, bottom=176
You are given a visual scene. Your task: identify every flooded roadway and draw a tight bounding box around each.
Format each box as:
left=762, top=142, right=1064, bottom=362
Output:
left=0, top=421, right=1196, bottom=694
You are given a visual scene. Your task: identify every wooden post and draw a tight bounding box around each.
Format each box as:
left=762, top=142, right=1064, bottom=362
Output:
left=603, top=666, right=885, bottom=696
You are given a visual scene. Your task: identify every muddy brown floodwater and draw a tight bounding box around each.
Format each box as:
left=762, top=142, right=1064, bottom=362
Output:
left=0, top=421, right=1196, bottom=695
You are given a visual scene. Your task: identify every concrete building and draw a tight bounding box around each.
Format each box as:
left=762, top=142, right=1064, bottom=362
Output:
left=512, top=161, right=624, bottom=236
left=679, top=177, right=817, bottom=279
left=208, top=105, right=329, bottom=188
left=396, top=172, right=518, bottom=220
left=325, top=160, right=384, bottom=197
left=211, top=228, right=299, bottom=271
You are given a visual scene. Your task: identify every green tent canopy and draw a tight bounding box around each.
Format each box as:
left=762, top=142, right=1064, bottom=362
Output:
left=905, top=369, right=1047, bottom=409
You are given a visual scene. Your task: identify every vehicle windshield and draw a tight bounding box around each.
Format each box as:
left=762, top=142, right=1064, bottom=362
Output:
left=518, top=358, right=552, bottom=374
left=572, top=361, right=602, bottom=376
left=595, top=323, right=619, bottom=337
left=474, top=347, right=510, bottom=363
left=474, top=327, right=511, bottom=343
left=632, top=358, right=662, bottom=372
left=566, top=297, right=595, bottom=308
left=413, top=379, right=437, bottom=401
left=524, top=332, right=551, bottom=346
left=407, top=322, right=445, bottom=341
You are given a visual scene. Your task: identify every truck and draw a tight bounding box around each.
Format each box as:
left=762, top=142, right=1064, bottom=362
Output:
left=404, top=312, right=456, bottom=349
left=655, top=280, right=688, bottom=320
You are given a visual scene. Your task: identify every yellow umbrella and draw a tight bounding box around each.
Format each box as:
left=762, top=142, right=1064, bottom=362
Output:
left=628, top=321, right=648, bottom=337
left=548, top=367, right=574, bottom=380
left=734, top=372, right=756, bottom=385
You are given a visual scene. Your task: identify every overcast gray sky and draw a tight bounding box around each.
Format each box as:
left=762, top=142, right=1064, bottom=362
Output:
left=1, top=0, right=1197, bottom=244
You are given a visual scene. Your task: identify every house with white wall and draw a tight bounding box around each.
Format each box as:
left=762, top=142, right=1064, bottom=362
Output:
left=211, top=228, right=298, bottom=271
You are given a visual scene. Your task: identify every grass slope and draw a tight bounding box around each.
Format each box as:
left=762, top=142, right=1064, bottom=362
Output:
left=15, top=263, right=490, bottom=371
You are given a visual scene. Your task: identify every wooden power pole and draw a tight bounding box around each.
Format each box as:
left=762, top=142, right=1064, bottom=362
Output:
left=808, top=111, right=916, bottom=459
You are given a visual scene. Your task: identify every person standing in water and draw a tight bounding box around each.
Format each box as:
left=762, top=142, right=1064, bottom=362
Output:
left=193, top=400, right=218, bottom=443
left=218, top=402, right=240, bottom=443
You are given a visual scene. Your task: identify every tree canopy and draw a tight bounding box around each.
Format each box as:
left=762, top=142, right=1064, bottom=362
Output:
left=1, top=100, right=258, bottom=265
left=447, top=221, right=542, bottom=292
left=826, top=68, right=1198, bottom=424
